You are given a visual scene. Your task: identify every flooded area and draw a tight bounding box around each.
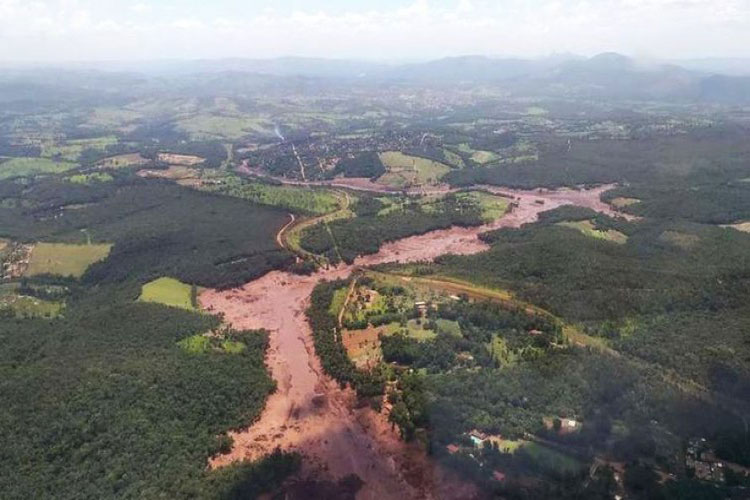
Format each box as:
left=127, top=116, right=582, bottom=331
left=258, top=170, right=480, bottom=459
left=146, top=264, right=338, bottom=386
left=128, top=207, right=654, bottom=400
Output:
left=199, top=184, right=623, bottom=499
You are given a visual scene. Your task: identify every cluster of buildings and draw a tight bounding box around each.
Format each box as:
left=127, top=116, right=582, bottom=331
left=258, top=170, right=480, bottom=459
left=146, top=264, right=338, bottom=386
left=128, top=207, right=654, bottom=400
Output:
left=1, top=242, right=31, bottom=280
left=686, top=438, right=725, bottom=483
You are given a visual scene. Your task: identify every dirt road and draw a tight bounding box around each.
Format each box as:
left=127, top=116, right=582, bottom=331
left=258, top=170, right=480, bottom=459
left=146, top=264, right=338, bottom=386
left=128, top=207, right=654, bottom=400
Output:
left=200, top=184, right=621, bottom=499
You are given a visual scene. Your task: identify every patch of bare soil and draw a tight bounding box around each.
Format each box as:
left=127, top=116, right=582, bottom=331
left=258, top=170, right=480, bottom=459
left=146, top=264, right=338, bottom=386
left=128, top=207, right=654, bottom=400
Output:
left=200, top=184, right=622, bottom=499
left=96, top=153, right=149, bottom=169
left=156, top=152, right=205, bottom=165
left=137, top=166, right=202, bottom=186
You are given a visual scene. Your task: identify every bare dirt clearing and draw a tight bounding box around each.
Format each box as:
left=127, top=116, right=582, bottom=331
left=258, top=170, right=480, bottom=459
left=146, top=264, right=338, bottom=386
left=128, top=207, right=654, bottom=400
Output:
left=200, top=184, right=622, bottom=499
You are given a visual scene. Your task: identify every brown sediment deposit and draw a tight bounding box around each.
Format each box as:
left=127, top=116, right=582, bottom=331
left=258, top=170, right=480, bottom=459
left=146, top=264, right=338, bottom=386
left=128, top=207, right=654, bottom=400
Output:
left=200, top=184, right=624, bottom=499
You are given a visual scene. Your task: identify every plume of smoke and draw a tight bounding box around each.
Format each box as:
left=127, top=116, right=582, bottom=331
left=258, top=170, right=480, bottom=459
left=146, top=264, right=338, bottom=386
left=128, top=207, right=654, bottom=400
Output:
left=274, top=125, right=285, bottom=142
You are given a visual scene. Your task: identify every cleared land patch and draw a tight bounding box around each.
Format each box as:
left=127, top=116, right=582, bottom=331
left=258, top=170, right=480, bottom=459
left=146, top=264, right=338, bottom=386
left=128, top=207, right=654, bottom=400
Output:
left=137, top=166, right=201, bottom=186
left=25, top=243, right=112, bottom=278
left=177, top=115, right=273, bottom=140
left=67, top=172, right=113, bottom=184
left=0, top=157, right=77, bottom=180
left=455, top=191, right=510, bottom=222
left=557, top=220, right=628, bottom=244
left=42, top=136, right=117, bottom=161
left=157, top=152, right=205, bottom=165
left=138, top=277, right=196, bottom=310
left=177, top=333, right=246, bottom=354
left=610, top=197, right=640, bottom=209
left=97, top=153, right=149, bottom=169
left=659, top=230, right=700, bottom=250
left=470, top=150, right=500, bottom=165
left=0, top=290, right=63, bottom=319
left=721, top=221, right=750, bottom=233
left=377, top=151, right=451, bottom=188
left=203, top=176, right=342, bottom=215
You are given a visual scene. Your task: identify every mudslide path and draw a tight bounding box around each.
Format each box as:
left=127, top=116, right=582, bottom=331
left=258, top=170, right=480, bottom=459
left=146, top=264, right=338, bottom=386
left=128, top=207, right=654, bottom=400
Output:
left=200, top=184, right=620, bottom=499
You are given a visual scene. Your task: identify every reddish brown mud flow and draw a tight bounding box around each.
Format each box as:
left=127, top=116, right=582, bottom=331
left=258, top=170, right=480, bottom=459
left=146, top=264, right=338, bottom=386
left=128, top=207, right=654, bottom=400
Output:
left=200, top=184, right=620, bottom=499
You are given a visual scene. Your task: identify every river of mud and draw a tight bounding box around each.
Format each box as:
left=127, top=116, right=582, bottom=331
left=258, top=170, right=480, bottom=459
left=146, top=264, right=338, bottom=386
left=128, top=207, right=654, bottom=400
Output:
left=199, top=184, right=622, bottom=499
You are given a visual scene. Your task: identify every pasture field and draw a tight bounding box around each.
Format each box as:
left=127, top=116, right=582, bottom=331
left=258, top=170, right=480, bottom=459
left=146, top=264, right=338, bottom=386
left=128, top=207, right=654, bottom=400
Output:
left=157, top=152, right=204, bottom=165
left=177, top=334, right=247, bottom=354
left=384, top=319, right=438, bottom=341
left=435, top=318, right=462, bottom=337
left=520, top=442, right=584, bottom=475
left=470, top=150, right=500, bottom=164
left=0, top=157, right=77, bottom=180
left=97, top=153, right=149, bottom=169
left=659, top=230, right=700, bottom=249
left=67, top=172, right=114, bottom=184
left=137, top=165, right=201, bottom=185
left=328, top=285, right=350, bottom=317
left=377, top=151, right=451, bottom=187
left=84, top=107, right=142, bottom=130
left=25, top=243, right=112, bottom=278
left=0, top=293, right=63, bottom=319
left=442, top=148, right=466, bottom=168
left=42, top=136, right=118, bottom=161
left=610, top=196, right=640, bottom=208
left=557, top=220, right=628, bottom=244
left=456, top=191, right=510, bottom=221
left=525, top=106, right=549, bottom=116
left=138, top=277, right=196, bottom=310
left=204, top=177, right=341, bottom=215
left=176, top=114, right=273, bottom=140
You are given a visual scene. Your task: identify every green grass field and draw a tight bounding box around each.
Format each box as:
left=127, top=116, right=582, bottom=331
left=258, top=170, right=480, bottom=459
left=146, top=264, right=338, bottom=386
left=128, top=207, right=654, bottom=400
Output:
left=521, top=442, right=583, bottom=475
left=456, top=191, right=510, bottom=222
left=0, top=293, right=63, bottom=319
left=610, top=197, right=640, bottom=209
left=0, top=157, right=78, bottom=180
left=67, top=172, right=114, bottom=184
left=97, top=153, right=149, bottom=169
left=470, top=150, right=500, bottom=164
left=329, top=286, right=350, bottom=317
left=178, top=334, right=247, bottom=354
left=204, top=177, right=341, bottom=215
left=138, top=277, right=196, bottom=310
left=558, top=220, right=628, bottom=244
left=377, top=151, right=451, bottom=187
left=25, top=243, right=112, bottom=278
left=384, top=319, right=438, bottom=341
left=435, top=318, right=462, bottom=337
left=42, top=136, right=118, bottom=161
left=442, top=148, right=466, bottom=168
left=177, top=114, right=273, bottom=140
left=659, top=230, right=700, bottom=249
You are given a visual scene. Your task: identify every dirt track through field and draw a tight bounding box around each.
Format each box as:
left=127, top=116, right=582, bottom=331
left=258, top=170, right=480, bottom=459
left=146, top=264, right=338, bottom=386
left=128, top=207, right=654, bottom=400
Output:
left=200, top=184, right=620, bottom=499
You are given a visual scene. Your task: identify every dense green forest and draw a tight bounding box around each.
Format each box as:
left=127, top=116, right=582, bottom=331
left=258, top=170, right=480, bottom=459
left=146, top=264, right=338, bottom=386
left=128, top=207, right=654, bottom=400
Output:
left=446, top=127, right=750, bottom=191
left=0, top=279, right=296, bottom=498
left=0, top=171, right=301, bottom=498
left=0, top=177, right=293, bottom=288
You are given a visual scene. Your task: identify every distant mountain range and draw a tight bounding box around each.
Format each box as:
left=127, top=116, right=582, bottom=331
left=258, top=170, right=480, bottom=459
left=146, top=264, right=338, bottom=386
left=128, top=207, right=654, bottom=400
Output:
left=3, top=53, right=750, bottom=104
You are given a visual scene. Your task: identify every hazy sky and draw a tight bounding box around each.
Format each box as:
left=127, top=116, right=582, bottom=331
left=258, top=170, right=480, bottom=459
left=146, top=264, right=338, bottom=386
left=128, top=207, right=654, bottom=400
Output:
left=1, top=0, right=748, bottom=62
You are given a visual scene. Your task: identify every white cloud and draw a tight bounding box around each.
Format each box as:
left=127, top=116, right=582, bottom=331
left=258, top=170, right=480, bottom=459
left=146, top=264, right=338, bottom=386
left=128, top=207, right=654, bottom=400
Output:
left=0, top=0, right=748, bottom=61
left=130, top=2, right=151, bottom=14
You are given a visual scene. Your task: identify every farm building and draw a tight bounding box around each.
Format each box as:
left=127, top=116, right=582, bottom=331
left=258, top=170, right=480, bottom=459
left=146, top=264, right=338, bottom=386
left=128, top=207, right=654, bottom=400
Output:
left=469, top=430, right=488, bottom=447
